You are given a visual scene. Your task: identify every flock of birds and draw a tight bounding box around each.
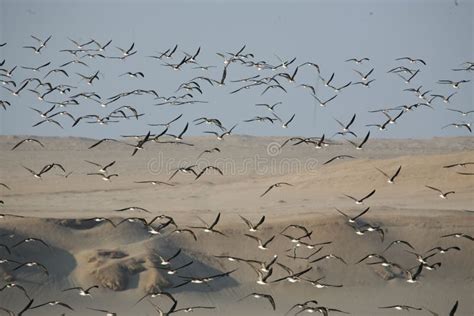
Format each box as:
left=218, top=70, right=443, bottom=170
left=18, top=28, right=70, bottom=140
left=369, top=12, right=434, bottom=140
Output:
left=0, top=35, right=473, bottom=315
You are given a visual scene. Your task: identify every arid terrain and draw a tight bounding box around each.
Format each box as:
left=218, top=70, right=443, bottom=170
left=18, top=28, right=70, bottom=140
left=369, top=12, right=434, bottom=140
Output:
left=0, top=135, right=473, bottom=315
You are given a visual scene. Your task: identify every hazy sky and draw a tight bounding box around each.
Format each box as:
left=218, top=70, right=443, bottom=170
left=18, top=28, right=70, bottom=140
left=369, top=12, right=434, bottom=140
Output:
left=0, top=0, right=473, bottom=139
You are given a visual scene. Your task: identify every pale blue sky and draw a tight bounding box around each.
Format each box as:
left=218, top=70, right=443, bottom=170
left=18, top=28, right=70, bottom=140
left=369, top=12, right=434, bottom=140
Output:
left=0, top=0, right=473, bottom=139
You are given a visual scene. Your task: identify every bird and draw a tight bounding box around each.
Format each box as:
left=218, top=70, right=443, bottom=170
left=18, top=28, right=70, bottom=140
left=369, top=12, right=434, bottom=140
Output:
left=134, top=180, right=174, bottom=186
left=442, top=123, right=472, bottom=133
left=88, top=138, right=124, bottom=149
left=343, top=189, right=376, bottom=204
left=168, top=165, right=198, bottom=180
left=352, top=79, right=376, bottom=87
left=189, top=212, right=226, bottom=236
left=396, top=56, right=427, bottom=65
left=203, top=124, right=238, bottom=140
left=63, top=285, right=99, bottom=297
left=255, top=102, right=282, bottom=114
left=112, top=206, right=150, bottom=213
left=195, top=166, right=224, bottom=180
left=238, top=293, right=276, bottom=310
left=425, top=185, right=455, bottom=199
left=13, top=261, right=49, bottom=276
left=120, top=71, right=145, bottom=78
left=447, top=108, right=474, bottom=116
left=87, top=307, right=117, bottom=315
left=166, top=122, right=189, bottom=141
left=353, top=68, right=374, bottom=81
left=272, top=266, right=313, bottom=283
left=379, top=305, right=422, bottom=311
left=157, top=261, right=193, bottom=275
left=76, top=70, right=100, bottom=85
left=323, top=155, right=355, bottom=165
left=437, top=79, right=470, bottom=88
left=431, top=92, right=457, bottom=104
left=30, top=301, right=74, bottom=311
left=154, top=249, right=182, bottom=267
left=345, top=57, right=370, bottom=64
left=197, top=147, right=221, bottom=158
left=347, top=131, right=370, bottom=149
left=279, top=114, right=295, bottom=128
left=239, top=215, right=265, bottom=232
left=84, top=217, right=116, bottom=227
left=397, top=69, right=420, bottom=83
left=171, top=228, right=197, bottom=241
left=175, top=269, right=237, bottom=287
left=2, top=81, right=28, bottom=96
left=405, top=263, right=424, bottom=283
left=312, top=94, right=338, bottom=107
left=260, top=182, right=293, bottom=197
left=310, top=254, right=347, bottom=264
left=87, top=173, right=119, bottom=182
left=335, top=207, right=370, bottom=223
left=12, top=237, right=50, bottom=249
left=304, top=277, right=343, bottom=289
left=148, top=114, right=183, bottom=127
left=425, top=246, right=461, bottom=255
left=170, top=306, right=216, bottom=314
left=21, top=61, right=51, bottom=72
left=22, top=164, right=56, bottom=179
left=383, top=240, right=416, bottom=252
left=334, top=113, right=357, bottom=137
left=375, top=165, right=402, bottom=183
left=11, top=138, right=45, bottom=150
left=245, top=234, right=275, bottom=250
left=441, top=233, right=473, bottom=241
left=85, top=160, right=116, bottom=173
left=0, top=282, right=31, bottom=299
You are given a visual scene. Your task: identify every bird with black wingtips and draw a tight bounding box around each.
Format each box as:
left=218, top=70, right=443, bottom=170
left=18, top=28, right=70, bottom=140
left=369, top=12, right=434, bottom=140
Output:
left=245, top=234, right=275, bottom=250
left=383, top=239, right=416, bottom=252
left=376, top=165, right=402, bottom=183
left=13, top=261, right=49, bottom=276
left=335, top=207, right=370, bottom=224
left=157, top=260, right=194, bottom=275
left=260, top=182, right=293, bottom=197
left=347, top=131, right=370, bottom=149
left=271, top=266, right=312, bottom=284
left=425, top=185, right=455, bottom=199
left=238, top=293, right=275, bottom=310
left=239, top=215, right=265, bottom=232
left=87, top=307, right=117, bottom=315
left=405, top=263, right=424, bottom=283
left=11, top=138, right=45, bottom=150
left=197, top=147, right=221, bottom=158
left=441, top=232, right=473, bottom=241
left=85, top=160, right=116, bottom=174
left=0, top=282, right=31, bottom=300
left=312, top=94, right=338, bottom=107
left=168, top=165, right=198, bottom=180
left=189, top=212, right=226, bottom=236
left=343, top=189, right=376, bottom=204
left=12, top=237, right=50, bottom=249
left=195, top=166, right=224, bottom=180
left=63, top=285, right=99, bottom=297
left=334, top=113, right=357, bottom=137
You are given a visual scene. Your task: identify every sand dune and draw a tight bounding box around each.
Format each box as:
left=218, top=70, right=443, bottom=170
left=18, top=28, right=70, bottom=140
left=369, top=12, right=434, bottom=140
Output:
left=0, top=136, right=473, bottom=315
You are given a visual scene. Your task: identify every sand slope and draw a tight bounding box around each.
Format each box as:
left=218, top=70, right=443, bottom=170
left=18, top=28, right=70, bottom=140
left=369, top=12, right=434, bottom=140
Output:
left=0, top=136, right=473, bottom=315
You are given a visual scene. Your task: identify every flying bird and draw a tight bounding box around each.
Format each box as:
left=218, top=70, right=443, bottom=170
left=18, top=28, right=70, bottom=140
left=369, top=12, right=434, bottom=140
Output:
left=260, top=182, right=293, bottom=197
left=425, top=185, right=455, bottom=199
left=343, top=189, right=376, bottom=204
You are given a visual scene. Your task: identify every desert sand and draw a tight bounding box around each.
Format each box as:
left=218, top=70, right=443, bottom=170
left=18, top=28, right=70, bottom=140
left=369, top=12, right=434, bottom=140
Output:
left=0, top=135, right=473, bottom=315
